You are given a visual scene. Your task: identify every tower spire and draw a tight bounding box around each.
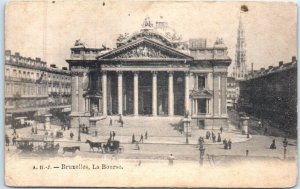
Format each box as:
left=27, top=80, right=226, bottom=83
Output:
left=233, top=8, right=248, bottom=80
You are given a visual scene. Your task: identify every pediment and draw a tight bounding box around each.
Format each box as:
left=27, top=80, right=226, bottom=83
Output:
left=190, top=89, right=213, bottom=98
left=97, top=38, right=192, bottom=60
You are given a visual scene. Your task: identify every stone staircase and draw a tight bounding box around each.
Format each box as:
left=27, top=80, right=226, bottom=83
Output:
left=95, top=116, right=183, bottom=137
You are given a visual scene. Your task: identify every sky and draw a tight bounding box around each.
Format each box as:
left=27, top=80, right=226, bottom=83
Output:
left=5, top=1, right=297, bottom=74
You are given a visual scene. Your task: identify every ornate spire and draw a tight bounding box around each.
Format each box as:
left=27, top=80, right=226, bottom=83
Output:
left=233, top=15, right=247, bottom=80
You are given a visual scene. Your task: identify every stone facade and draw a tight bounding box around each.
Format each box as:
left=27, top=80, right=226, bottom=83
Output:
left=239, top=57, right=297, bottom=134
left=227, top=76, right=239, bottom=109
left=66, top=18, right=231, bottom=129
left=5, top=50, right=71, bottom=120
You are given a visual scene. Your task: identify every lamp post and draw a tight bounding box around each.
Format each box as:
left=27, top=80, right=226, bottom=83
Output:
left=183, top=117, right=191, bottom=144
left=186, top=127, right=189, bottom=144
left=78, top=118, right=81, bottom=141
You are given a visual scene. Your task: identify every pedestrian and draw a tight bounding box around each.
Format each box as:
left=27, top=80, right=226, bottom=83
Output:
left=168, top=154, right=175, bottom=166
left=246, top=150, right=249, bottom=156
left=13, top=128, right=16, bottom=135
left=70, top=131, right=74, bottom=139
left=86, top=126, right=89, bottom=134
left=145, top=131, right=148, bottom=140
left=31, top=127, right=34, bottom=134
left=109, top=117, right=112, bottom=126
left=95, top=130, right=98, bottom=137
left=140, top=134, right=143, bottom=143
left=120, top=120, right=124, bottom=127
left=112, top=131, right=116, bottom=140
left=12, top=136, right=16, bottom=146
left=264, top=127, right=268, bottom=135
left=44, top=124, right=46, bottom=131
left=223, top=139, right=228, bottom=149
left=82, top=124, right=85, bottom=133
left=34, top=126, right=38, bottom=134
left=212, top=132, right=216, bottom=143
left=135, top=142, right=140, bottom=150
left=217, top=133, right=221, bottom=142
left=212, top=135, right=216, bottom=143
left=270, top=139, right=276, bottom=149
left=283, top=137, right=288, bottom=147
left=228, top=139, right=232, bottom=149
left=5, top=134, right=9, bottom=146
left=110, top=131, right=112, bottom=140
left=132, top=134, right=135, bottom=143
left=63, top=125, right=66, bottom=131
left=206, top=131, right=211, bottom=139
left=220, top=126, right=223, bottom=134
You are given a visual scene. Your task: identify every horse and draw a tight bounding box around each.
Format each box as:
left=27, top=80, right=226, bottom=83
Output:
left=63, top=146, right=80, bottom=154
left=85, top=140, right=103, bottom=152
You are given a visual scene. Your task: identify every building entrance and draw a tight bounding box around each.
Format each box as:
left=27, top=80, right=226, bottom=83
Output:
left=142, top=91, right=152, bottom=115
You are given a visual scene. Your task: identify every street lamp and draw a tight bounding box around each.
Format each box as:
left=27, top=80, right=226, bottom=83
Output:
left=78, top=118, right=81, bottom=141
left=183, top=117, right=191, bottom=144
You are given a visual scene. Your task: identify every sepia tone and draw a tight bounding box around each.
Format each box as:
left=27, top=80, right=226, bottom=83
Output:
left=4, top=1, right=297, bottom=187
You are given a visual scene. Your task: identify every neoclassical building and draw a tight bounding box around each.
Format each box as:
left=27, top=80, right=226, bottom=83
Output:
left=66, top=18, right=231, bottom=129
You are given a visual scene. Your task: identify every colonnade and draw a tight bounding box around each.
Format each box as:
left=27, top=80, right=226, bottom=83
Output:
left=101, top=71, right=190, bottom=116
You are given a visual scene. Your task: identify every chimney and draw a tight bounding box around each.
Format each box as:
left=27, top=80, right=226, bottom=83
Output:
left=279, top=61, right=284, bottom=66
left=5, top=50, right=11, bottom=55
left=62, top=67, right=68, bottom=70
left=292, top=56, right=297, bottom=62
left=15, top=52, right=20, bottom=56
left=251, top=62, right=254, bottom=75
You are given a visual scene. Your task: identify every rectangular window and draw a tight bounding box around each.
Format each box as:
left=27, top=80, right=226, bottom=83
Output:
left=5, top=69, right=10, bottom=77
left=198, top=99, right=207, bottom=114
left=198, top=76, right=206, bottom=89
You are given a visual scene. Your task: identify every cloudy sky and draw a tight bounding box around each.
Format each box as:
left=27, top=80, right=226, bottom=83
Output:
left=5, top=1, right=297, bottom=73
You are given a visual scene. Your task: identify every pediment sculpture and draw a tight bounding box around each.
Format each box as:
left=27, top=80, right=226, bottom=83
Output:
left=114, top=45, right=174, bottom=59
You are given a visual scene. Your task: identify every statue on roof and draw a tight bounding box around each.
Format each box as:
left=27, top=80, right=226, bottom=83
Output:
left=74, top=39, right=87, bottom=47
left=141, top=16, right=153, bottom=28
left=215, top=38, right=224, bottom=45
left=117, top=33, right=129, bottom=42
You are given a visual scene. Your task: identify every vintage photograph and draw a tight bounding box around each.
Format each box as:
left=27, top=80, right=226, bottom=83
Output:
left=4, top=1, right=297, bottom=187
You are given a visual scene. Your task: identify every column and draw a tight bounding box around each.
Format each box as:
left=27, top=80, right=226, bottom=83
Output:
left=168, top=72, right=174, bottom=116
left=85, top=98, right=87, bottom=112
left=152, top=71, right=157, bottom=116
left=117, top=71, right=123, bottom=115
left=102, top=72, right=107, bottom=115
left=184, top=72, right=190, bottom=113
left=195, top=99, right=198, bottom=115
left=133, top=72, right=139, bottom=116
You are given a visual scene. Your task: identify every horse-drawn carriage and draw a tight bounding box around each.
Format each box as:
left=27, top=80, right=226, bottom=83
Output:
left=103, top=139, right=124, bottom=153
left=16, top=137, right=60, bottom=154
left=86, top=139, right=124, bottom=154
